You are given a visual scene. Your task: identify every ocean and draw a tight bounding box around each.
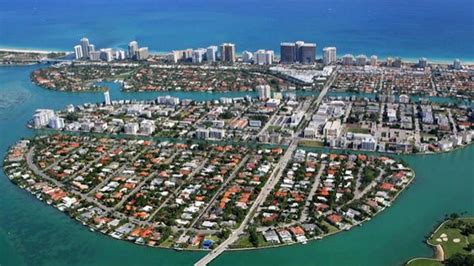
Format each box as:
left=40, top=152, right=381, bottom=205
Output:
left=0, top=0, right=473, bottom=61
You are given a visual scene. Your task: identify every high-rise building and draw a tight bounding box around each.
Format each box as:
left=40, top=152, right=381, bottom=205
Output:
left=88, top=44, right=95, bottom=53
left=256, top=85, right=272, bottom=100
left=196, top=128, right=210, bottom=139
left=140, top=120, right=155, bottom=135
left=167, top=51, right=181, bottom=63
left=418, top=58, right=427, bottom=68
left=206, top=46, right=218, bottom=63
left=342, top=54, right=354, bottom=66
left=280, top=41, right=316, bottom=64
left=167, top=49, right=192, bottom=63
left=254, top=50, right=265, bottom=65
left=183, top=48, right=193, bottom=60
left=220, top=43, right=235, bottom=63
left=356, top=54, right=367, bottom=66
left=192, top=48, right=207, bottom=63
left=453, top=59, right=462, bottom=70
left=115, top=50, right=126, bottom=60
left=280, top=42, right=296, bottom=64
left=242, top=51, right=253, bottom=63
left=100, top=48, right=113, bottom=62
left=209, top=128, right=226, bottom=139
left=33, top=109, right=55, bottom=128
left=89, top=51, right=101, bottom=61
left=157, top=96, right=180, bottom=105
left=74, top=45, right=83, bottom=60
left=254, top=50, right=274, bottom=65
left=80, top=37, right=90, bottom=58
left=135, top=47, right=149, bottom=60
left=48, top=116, right=65, bottom=130
left=393, top=57, right=402, bottom=68
left=104, top=90, right=111, bottom=105
left=265, top=50, right=274, bottom=65
left=370, top=55, right=378, bottom=66
left=323, top=47, right=337, bottom=65
left=124, top=122, right=139, bottom=135
left=296, top=41, right=316, bottom=64
left=128, top=41, right=138, bottom=59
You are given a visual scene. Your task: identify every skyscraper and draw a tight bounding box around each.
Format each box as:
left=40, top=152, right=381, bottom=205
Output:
left=265, top=50, right=274, bottom=65
left=323, top=47, right=337, bottom=65
left=342, top=54, right=354, bottom=66
left=254, top=50, right=274, bottom=65
left=453, top=59, right=462, bottom=70
left=256, top=85, right=272, bottom=100
left=356, top=54, right=367, bottom=66
left=116, top=50, right=126, bottom=60
left=280, top=42, right=296, bottom=64
left=88, top=44, right=95, bottom=53
left=100, top=48, right=113, bottom=62
left=393, top=57, right=402, bottom=68
left=192, top=48, right=207, bottom=63
left=80, top=37, right=90, bottom=58
left=89, top=51, right=101, bottom=61
left=418, top=57, right=427, bottom=68
left=280, top=41, right=316, bottom=64
left=206, top=46, right=218, bottom=63
left=128, top=41, right=138, bottom=59
left=370, top=55, right=378, bottom=66
left=296, top=41, right=316, bottom=64
left=104, top=90, right=111, bottom=105
left=219, top=43, right=235, bottom=63
left=135, top=47, right=149, bottom=60
left=74, top=45, right=83, bottom=60
left=242, top=51, right=253, bottom=63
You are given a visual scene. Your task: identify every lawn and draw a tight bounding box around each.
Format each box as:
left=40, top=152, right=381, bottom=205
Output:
left=346, top=127, right=371, bottom=134
left=407, top=217, right=474, bottom=265
left=298, top=140, right=324, bottom=148
left=427, top=218, right=473, bottom=258
left=230, top=234, right=268, bottom=249
left=158, top=237, right=175, bottom=248
left=320, top=221, right=339, bottom=234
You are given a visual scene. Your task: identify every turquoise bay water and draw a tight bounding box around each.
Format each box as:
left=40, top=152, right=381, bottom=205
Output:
left=0, top=66, right=473, bottom=266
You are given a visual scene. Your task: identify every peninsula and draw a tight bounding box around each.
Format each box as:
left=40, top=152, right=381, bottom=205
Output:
left=3, top=36, right=473, bottom=266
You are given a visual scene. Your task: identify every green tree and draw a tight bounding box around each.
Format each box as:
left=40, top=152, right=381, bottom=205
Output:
left=248, top=226, right=259, bottom=247
left=444, top=253, right=474, bottom=266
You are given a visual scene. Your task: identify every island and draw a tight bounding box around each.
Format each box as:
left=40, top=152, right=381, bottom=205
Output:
left=0, top=49, right=67, bottom=65
left=29, top=54, right=473, bottom=99
left=4, top=133, right=414, bottom=252
left=406, top=215, right=474, bottom=266
left=29, top=92, right=473, bottom=154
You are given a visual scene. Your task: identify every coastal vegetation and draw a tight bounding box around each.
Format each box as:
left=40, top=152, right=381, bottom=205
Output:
left=3, top=133, right=415, bottom=252
left=407, top=215, right=474, bottom=266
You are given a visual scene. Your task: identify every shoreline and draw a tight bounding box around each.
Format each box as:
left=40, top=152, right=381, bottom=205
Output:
left=405, top=219, right=450, bottom=265
left=0, top=48, right=69, bottom=55
left=1, top=46, right=474, bottom=65
left=3, top=135, right=416, bottom=253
